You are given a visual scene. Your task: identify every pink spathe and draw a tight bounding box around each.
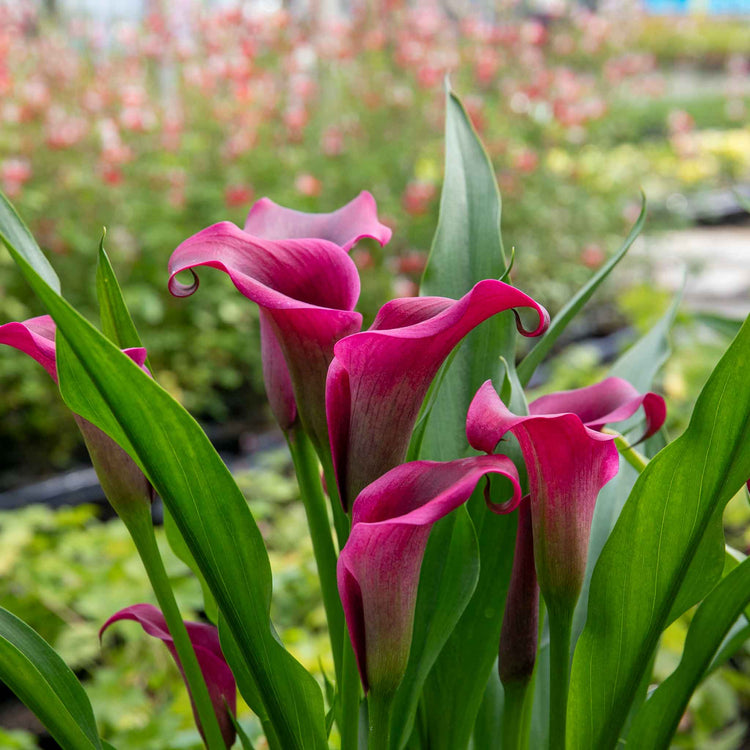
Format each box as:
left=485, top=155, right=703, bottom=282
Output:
left=327, top=279, right=549, bottom=511
left=338, top=455, right=521, bottom=695
left=467, top=378, right=666, bottom=613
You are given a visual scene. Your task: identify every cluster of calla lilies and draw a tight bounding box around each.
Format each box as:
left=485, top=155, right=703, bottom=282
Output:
left=0, top=188, right=667, bottom=749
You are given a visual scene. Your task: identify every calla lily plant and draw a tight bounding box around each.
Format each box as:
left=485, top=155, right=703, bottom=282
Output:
left=0, top=85, right=748, bottom=750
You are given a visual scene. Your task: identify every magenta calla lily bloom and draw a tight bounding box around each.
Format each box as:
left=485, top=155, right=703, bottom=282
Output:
left=168, top=192, right=391, bottom=446
left=338, top=455, right=522, bottom=695
left=466, top=378, right=666, bottom=614
left=243, top=190, right=392, bottom=250
left=326, top=279, right=549, bottom=510
left=101, top=604, right=236, bottom=748
left=0, top=314, right=148, bottom=383
left=0, top=316, right=152, bottom=517
left=0, top=315, right=58, bottom=380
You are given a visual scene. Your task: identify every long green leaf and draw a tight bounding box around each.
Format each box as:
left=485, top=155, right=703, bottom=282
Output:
left=96, top=236, right=144, bottom=352
left=0, top=607, right=101, bottom=750
left=626, top=556, right=750, bottom=748
left=1, top=212, right=327, bottom=749
left=96, top=240, right=217, bottom=620
left=0, top=192, right=60, bottom=293
left=418, top=80, right=517, bottom=461
left=421, top=491, right=518, bottom=749
left=517, top=194, right=647, bottom=387
left=572, top=293, right=681, bottom=643
left=568, top=317, right=750, bottom=750
left=389, top=506, right=480, bottom=749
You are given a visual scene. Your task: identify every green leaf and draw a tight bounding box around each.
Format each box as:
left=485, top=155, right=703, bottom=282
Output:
left=471, top=665, right=503, bottom=748
left=517, top=194, right=647, bottom=387
left=217, top=616, right=268, bottom=723
left=418, top=80, right=517, bottom=461
left=568, top=318, right=750, bottom=750
left=420, top=491, right=518, bottom=749
left=389, top=506, right=480, bottom=749
left=0, top=191, right=60, bottom=293
left=229, top=713, right=256, bottom=750
left=96, top=241, right=218, bottom=620
left=95, top=236, right=145, bottom=352
left=164, top=507, right=219, bottom=623
left=626, top=556, right=750, bottom=749
left=1, top=223, right=327, bottom=749
left=572, top=293, right=681, bottom=644
left=0, top=607, right=101, bottom=750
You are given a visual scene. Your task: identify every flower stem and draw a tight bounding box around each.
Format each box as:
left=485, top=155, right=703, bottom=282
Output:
left=340, top=628, right=361, bottom=750
left=287, top=427, right=345, bottom=682
left=124, top=505, right=227, bottom=750
left=502, top=679, right=532, bottom=750
left=368, top=691, right=394, bottom=750
left=603, top=429, right=649, bottom=473
left=318, top=449, right=350, bottom=550
left=548, top=606, right=573, bottom=750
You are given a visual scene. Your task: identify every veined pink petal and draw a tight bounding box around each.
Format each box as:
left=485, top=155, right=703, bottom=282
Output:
left=244, top=190, right=392, bottom=251
left=467, top=380, right=620, bottom=612
left=327, top=279, right=549, bottom=510
left=338, top=455, right=521, bottom=694
left=0, top=315, right=58, bottom=381
left=529, top=376, right=666, bottom=442
left=168, top=222, right=362, bottom=446
left=101, top=604, right=236, bottom=748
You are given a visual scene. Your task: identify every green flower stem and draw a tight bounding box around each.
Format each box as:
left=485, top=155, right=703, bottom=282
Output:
left=368, top=690, right=394, bottom=750
left=123, top=504, right=227, bottom=750
left=311, top=443, right=359, bottom=748
left=502, top=679, right=532, bottom=750
left=317, top=450, right=350, bottom=551
left=340, top=628, right=361, bottom=750
left=548, top=605, right=574, bottom=750
left=287, top=427, right=345, bottom=682
left=603, top=429, right=649, bottom=473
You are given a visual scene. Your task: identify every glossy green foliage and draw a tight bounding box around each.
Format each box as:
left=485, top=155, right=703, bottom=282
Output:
left=1, top=199, right=328, bottom=750
left=389, top=506, right=480, bottom=749
left=573, top=293, right=681, bottom=643
left=418, top=80, right=517, bottom=458
left=95, top=238, right=144, bottom=352
left=568, top=319, right=750, bottom=749
left=627, top=556, right=750, bottom=748
left=0, top=607, right=102, bottom=750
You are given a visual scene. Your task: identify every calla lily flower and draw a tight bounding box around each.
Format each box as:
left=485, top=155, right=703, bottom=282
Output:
left=326, top=279, right=549, bottom=511
left=168, top=192, right=391, bottom=446
left=243, top=191, right=392, bottom=250
left=0, top=315, right=153, bottom=517
left=338, top=455, right=522, bottom=696
left=466, top=377, right=666, bottom=614
left=101, top=604, right=236, bottom=748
